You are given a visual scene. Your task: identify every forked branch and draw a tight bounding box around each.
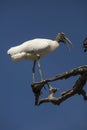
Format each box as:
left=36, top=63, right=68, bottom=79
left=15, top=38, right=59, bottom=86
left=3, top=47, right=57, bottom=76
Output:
left=31, top=65, right=87, bottom=105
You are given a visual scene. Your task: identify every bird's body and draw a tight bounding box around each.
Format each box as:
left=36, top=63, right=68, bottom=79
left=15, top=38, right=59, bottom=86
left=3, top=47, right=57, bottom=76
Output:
left=7, top=38, right=59, bottom=61
left=7, top=32, right=72, bottom=82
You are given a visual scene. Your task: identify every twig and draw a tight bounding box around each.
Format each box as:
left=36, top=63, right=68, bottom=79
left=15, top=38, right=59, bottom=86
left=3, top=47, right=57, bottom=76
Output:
left=38, top=85, right=58, bottom=105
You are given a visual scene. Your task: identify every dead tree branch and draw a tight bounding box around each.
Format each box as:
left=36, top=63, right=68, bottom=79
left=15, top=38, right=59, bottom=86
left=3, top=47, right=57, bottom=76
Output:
left=31, top=65, right=87, bottom=105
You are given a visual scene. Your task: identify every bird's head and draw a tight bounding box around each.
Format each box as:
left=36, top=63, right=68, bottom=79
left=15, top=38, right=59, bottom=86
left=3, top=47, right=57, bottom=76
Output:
left=56, top=32, right=72, bottom=50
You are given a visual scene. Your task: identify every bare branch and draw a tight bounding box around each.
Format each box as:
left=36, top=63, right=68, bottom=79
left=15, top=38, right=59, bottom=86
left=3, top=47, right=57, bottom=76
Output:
left=38, top=74, right=87, bottom=105
left=38, top=85, right=59, bottom=105
left=31, top=65, right=87, bottom=105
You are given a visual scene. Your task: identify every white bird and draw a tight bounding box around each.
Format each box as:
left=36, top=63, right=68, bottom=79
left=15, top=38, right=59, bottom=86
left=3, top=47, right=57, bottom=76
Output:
left=7, top=32, right=72, bottom=82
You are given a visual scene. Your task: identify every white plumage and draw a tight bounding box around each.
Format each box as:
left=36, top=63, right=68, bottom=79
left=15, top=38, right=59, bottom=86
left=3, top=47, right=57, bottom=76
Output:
left=7, top=32, right=72, bottom=82
left=7, top=39, right=59, bottom=61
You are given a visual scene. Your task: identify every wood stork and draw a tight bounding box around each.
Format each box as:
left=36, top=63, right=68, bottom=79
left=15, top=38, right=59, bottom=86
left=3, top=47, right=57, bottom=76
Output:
left=83, top=37, right=87, bottom=52
left=7, top=32, right=72, bottom=82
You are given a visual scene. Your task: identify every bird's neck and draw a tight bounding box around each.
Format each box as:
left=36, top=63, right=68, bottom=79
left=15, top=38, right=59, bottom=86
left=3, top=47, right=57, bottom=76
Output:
left=49, top=41, right=59, bottom=52
left=55, top=35, right=60, bottom=42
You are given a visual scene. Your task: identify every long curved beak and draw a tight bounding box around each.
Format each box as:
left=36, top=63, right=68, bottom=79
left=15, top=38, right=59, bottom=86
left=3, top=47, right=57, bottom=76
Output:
left=65, top=37, right=72, bottom=45
left=64, top=37, right=72, bottom=50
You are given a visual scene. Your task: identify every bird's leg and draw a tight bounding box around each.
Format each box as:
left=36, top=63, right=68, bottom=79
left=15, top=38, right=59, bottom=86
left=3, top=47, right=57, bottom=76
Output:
left=32, top=60, right=36, bottom=82
left=37, top=56, right=43, bottom=81
left=37, top=59, right=43, bottom=81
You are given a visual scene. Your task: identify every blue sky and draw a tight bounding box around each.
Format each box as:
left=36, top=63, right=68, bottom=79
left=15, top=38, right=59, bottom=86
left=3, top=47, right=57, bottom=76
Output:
left=0, top=0, right=87, bottom=130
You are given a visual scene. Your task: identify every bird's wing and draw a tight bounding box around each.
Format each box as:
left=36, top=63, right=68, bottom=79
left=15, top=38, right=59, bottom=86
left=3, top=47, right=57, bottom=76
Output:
left=7, top=38, right=53, bottom=57
left=21, top=39, right=52, bottom=54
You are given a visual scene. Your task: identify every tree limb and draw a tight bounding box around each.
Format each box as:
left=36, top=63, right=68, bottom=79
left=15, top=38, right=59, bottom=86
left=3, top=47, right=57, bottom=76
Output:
left=31, top=65, right=87, bottom=105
